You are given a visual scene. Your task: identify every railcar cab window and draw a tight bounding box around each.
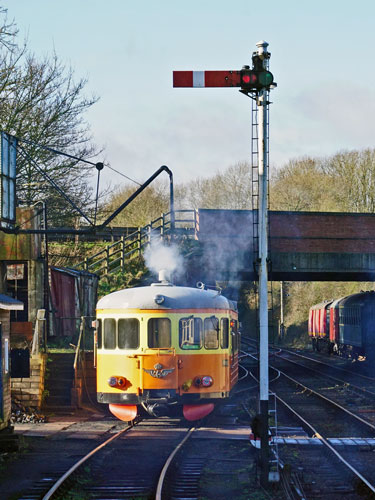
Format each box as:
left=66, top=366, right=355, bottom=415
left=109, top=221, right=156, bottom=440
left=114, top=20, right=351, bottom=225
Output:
left=148, top=318, right=171, bottom=348
left=179, top=317, right=202, bottom=349
left=204, top=316, right=219, bottom=349
left=96, top=319, right=102, bottom=348
left=118, top=318, right=140, bottom=349
left=104, top=318, right=116, bottom=349
left=221, top=318, right=229, bottom=349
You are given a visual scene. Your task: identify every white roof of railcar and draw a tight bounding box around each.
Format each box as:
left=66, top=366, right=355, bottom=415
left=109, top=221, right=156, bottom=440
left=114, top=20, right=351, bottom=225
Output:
left=97, top=282, right=237, bottom=311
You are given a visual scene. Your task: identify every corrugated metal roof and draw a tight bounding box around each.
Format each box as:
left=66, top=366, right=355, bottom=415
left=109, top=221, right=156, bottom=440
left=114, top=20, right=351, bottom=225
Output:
left=0, top=294, right=24, bottom=310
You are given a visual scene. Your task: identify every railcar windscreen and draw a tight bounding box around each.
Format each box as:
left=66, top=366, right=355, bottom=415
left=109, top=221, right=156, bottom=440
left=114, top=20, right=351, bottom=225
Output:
left=179, top=317, right=202, bottom=349
left=204, top=317, right=219, bottom=349
left=118, top=318, right=140, bottom=349
left=104, top=319, right=116, bottom=349
left=148, top=318, right=171, bottom=348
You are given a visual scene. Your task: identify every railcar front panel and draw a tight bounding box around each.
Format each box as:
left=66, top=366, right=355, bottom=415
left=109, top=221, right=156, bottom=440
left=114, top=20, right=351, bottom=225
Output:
left=95, top=289, right=239, bottom=421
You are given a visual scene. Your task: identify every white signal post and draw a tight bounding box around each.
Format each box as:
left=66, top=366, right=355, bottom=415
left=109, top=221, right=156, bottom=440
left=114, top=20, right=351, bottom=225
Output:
left=256, top=40, right=271, bottom=488
left=173, top=40, right=275, bottom=487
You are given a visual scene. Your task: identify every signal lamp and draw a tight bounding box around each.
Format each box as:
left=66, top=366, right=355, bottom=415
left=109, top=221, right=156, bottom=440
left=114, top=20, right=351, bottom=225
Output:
left=240, top=70, right=257, bottom=89
left=258, top=71, right=274, bottom=87
left=240, top=69, right=274, bottom=90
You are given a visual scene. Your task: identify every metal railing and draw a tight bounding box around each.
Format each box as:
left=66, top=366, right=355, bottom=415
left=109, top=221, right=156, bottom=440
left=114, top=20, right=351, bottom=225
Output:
left=78, top=210, right=198, bottom=277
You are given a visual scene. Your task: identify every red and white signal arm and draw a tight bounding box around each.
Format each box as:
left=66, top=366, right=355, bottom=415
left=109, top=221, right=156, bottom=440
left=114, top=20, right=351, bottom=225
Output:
left=173, top=70, right=241, bottom=88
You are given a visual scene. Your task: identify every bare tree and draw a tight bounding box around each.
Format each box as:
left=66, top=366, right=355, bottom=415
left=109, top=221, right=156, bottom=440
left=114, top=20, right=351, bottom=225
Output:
left=270, top=157, right=337, bottom=212
left=100, top=181, right=170, bottom=228
left=0, top=8, right=100, bottom=226
left=322, top=149, right=375, bottom=213
left=178, top=161, right=252, bottom=210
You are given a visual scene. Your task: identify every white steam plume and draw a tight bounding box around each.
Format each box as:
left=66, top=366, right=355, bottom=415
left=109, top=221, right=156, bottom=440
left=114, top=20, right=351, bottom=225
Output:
left=144, top=240, right=184, bottom=280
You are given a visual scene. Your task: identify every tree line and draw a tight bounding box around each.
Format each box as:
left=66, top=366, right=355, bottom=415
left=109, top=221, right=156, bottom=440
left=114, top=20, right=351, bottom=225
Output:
left=102, top=149, right=375, bottom=227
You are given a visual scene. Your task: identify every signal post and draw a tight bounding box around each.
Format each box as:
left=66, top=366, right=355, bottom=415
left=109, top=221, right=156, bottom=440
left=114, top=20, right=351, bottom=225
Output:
left=173, top=41, right=276, bottom=486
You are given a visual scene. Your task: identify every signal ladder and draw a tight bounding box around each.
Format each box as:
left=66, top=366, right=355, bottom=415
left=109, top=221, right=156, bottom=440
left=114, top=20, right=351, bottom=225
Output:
left=251, top=83, right=279, bottom=479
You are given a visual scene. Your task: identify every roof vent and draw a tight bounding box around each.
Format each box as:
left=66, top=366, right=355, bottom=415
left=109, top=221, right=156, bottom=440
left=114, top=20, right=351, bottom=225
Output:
left=151, top=269, right=173, bottom=287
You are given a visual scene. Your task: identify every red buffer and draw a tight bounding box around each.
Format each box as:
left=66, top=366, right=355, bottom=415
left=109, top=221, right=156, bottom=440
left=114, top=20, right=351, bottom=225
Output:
left=173, top=70, right=241, bottom=88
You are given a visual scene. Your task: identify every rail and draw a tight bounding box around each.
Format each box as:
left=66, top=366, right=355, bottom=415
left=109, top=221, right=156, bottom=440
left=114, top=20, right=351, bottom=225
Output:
left=241, top=339, right=375, bottom=496
left=42, top=424, right=134, bottom=500
left=77, top=209, right=198, bottom=277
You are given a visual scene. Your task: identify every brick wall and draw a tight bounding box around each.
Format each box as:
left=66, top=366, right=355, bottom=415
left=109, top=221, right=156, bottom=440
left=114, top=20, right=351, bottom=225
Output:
left=270, top=212, right=375, bottom=253
left=196, top=209, right=375, bottom=255
left=11, top=354, right=47, bottom=409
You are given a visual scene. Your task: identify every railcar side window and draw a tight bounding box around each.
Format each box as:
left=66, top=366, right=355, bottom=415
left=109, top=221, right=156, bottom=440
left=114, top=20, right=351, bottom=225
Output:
left=148, top=318, right=171, bottom=348
left=118, top=318, right=139, bottom=349
left=104, top=318, right=116, bottom=349
left=179, top=317, right=202, bottom=349
left=231, top=320, right=239, bottom=354
left=204, top=316, right=219, bottom=349
left=221, top=318, right=229, bottom=349
left=97, top=319, right=102, bottom=349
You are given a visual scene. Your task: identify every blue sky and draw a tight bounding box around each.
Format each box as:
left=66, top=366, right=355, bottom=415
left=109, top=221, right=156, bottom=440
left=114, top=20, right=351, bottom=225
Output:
left=2, top=0, right=375, bottom=187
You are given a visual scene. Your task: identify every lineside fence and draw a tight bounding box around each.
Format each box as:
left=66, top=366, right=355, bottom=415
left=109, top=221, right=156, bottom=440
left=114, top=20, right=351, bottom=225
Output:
left=77, top=210, right=198, bottom=277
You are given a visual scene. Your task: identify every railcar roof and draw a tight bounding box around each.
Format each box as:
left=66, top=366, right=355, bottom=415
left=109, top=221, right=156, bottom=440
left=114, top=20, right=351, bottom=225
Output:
left=97, top=283, right=237, bottom=311
left=339, top=290, right=375, bottom=307
left=310, top=300, right=333, bottom=310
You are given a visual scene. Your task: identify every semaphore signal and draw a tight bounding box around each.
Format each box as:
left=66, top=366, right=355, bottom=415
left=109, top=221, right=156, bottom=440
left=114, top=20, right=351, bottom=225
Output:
left=173, top=68, right=274, bottom=91
left=173, top=40, right=277, bottom=488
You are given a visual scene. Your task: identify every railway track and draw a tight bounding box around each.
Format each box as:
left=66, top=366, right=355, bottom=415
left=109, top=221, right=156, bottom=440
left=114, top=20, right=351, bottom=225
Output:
left=38, top=418, right=194, bottom=499
left=273, top=348, right=375, bottom=424
left=240, top=337, right=375, bottom=498
left=13, top=413, right=257, bottom=500
left=276, top=347, right=375, bottom=389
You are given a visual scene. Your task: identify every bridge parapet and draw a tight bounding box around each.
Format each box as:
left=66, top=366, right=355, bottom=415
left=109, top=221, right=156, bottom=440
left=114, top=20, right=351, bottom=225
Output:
left=195, top=209, right=375, bottom=281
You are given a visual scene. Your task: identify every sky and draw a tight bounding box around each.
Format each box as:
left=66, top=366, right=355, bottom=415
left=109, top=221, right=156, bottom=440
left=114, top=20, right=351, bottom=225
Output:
left=2, top=0, right=375, bottom=189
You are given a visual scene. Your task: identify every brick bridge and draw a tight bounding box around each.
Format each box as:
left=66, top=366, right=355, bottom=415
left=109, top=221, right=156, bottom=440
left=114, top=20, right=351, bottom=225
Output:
left=195, top=209, right=375, bottom=282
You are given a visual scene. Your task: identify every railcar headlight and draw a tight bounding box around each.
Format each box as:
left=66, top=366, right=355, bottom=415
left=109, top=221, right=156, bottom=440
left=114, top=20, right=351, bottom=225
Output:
left=201, top=376, right=213, bottom=387
left=108, top=376, right=127, bottom=389
left=193, top=376, right=213, bottom=388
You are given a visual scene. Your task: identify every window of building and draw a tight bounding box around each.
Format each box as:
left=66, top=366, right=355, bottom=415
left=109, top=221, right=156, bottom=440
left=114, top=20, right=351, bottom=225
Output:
left=221, top=318, right=229, bottom=349
left=103, top=318, right=116, bottom=349
left=148, top=318, right=171, bottom=348
left=118, top=318, right=140, bottom=349
left=179, top=317, right=202, bottom=349
left=204, top=316, right=219, bottom=349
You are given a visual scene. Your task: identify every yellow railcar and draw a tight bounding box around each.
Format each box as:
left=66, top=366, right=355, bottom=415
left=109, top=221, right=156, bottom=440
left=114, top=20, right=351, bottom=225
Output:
left=95, top=275, right=239, bottom=421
